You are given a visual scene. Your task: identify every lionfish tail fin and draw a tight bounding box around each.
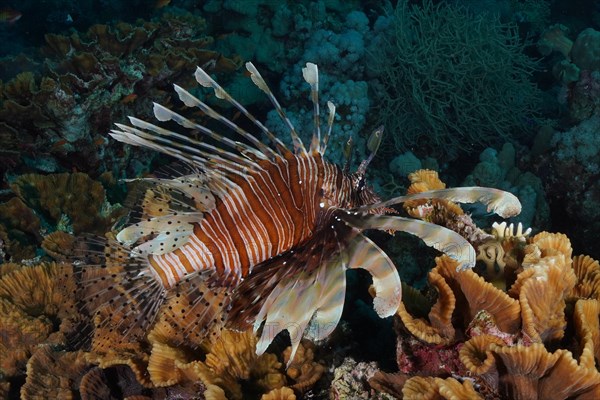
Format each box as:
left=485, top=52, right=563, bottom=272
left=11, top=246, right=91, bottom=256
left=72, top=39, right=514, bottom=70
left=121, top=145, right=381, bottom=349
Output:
left=69, top=235, right=167, bottom=349
left=342, top=213, right=477, bottom=270
left=346, top=234, right=401, bottom=317
left=361, top=187, right=522, bottom=219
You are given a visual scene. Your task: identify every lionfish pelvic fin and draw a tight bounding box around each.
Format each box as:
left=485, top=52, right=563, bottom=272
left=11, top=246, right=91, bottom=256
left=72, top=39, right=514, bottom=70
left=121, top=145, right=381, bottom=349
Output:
left=360, top=187, right=522, bottom=218
left=342, top=212, right=477, bottom=270
left=346, top=234, right=401, bottom=318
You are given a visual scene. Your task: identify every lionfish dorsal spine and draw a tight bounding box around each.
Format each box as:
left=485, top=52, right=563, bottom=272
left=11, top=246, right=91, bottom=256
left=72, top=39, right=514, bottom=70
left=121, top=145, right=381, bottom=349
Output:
left=193, top=66, right=283, bottom=157
left=129, top=111, right=262, bottom=169
left=245, top=62, right=307, bottom=154
left=170, top=85, right=271, bottom=160
left=302, top=62, right=322, bottom=153
left=322, top=100, right=336, bottom=154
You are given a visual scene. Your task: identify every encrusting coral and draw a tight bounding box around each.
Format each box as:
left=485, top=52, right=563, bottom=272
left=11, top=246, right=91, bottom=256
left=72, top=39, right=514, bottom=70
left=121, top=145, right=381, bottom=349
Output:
left=367, top=170, right=600, bottom=399
left=10, top=172, right=121, bottom=234
left=370, top=231, right=600, bottom=398
left=0, top=262, right=78, bottom=378
left=0, top=11, right=240, bottom=180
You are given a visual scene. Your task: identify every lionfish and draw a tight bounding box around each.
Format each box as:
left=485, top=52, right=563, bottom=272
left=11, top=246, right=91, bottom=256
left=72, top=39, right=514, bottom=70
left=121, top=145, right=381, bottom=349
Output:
left=76, top=62, right=521, bottom=362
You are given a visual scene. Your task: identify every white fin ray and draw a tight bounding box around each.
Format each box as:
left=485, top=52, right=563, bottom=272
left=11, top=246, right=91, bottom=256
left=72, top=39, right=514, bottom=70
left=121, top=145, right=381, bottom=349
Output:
left=143, top=105, right=262, bottom=167
left=170, top=86, right=271, bottom=160
left=322, top=101, right=336, bottom=154
left=245, top=62, right=306, bottom=154
left=116, top=213, right=202, bottom=256
left=346, top=234, right=401, bottom=317
left=342, top=213, right=477, bottom=271
left=253, top=252, right=347, bottom=366
left=110, top=125, right=250, bottom=181
left=194, top=66, right=284, bottom=156
left=302, top=62, right=321, bottom=153
left=359, top=187, right=522, bottom=219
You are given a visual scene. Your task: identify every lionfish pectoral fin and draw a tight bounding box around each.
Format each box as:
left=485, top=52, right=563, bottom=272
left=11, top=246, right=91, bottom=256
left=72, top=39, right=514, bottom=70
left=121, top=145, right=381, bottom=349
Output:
left=69, top=235, right=167, bottom=349
left=253, top=258, right=347, bottom=366
left=116, top=213, right=201, bottom=256
left=342, top=213, right=477, bottom=271
left=360, top=187, right=522, bottom=219
left=227, top=232, right=349, bottom=366
left=346, top=234, right=401, bottom=317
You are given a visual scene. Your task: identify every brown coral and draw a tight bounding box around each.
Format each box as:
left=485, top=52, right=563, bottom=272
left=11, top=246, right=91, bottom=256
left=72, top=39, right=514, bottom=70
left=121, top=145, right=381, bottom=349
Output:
left=0, top=10, right=240, bottom=181
left=21, top=346, right=90, bottom=400
left=402, top=376, right=483, bottom=400
left=41, top=230, right=76, bottom=260
left=459, top=335, right=600, bottom=399
left=203, top=329, right=286, bottom=399
left=396, top=256, right=521, bottom=345
left=0, top=298, right=53, bottom=376
left=282, top=340, right=325, bottom=393
left=11, top=172, right=120, bottom=234
left=570, top=255, right=600, bottom=300
left=0, top=196, right=41, bottom=260
left=0, top=262, right=78, bottom=377
left=261, top=387, right=296, bottom=400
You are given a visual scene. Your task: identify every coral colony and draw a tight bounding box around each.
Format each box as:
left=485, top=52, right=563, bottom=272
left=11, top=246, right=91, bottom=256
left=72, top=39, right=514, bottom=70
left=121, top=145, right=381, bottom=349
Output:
left=1, top=1, right=600, bottom=399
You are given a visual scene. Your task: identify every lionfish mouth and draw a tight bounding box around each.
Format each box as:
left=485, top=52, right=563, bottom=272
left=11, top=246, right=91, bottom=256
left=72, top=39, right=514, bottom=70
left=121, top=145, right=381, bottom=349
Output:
left=73, top=61, right=521, bottom=364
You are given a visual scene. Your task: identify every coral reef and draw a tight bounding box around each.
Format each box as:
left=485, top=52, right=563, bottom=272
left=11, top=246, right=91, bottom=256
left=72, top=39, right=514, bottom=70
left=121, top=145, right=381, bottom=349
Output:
left=369, top=232, right=600, bottom=399
left=0, top=262, right=77, bottom=378
left=0, top=257, right=327, bottom=398
left=535, top=114, right=600, bottom=259
left=0, top=172, right=124, bottom=262
left=0, top=11, right=238, bottom=181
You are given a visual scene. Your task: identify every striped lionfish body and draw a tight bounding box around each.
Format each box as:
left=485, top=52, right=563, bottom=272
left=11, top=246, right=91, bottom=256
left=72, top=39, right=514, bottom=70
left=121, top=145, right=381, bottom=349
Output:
left=76, top=62, right=522, bottom=362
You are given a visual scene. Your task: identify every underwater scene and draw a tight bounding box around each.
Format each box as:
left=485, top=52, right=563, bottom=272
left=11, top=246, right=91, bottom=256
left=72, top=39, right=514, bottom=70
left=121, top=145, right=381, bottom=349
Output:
left=0, top=0, right=599, bottom=399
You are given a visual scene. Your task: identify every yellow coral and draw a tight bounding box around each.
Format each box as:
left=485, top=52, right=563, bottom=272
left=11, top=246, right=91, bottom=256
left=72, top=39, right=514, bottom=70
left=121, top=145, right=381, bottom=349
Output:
left=283, top=340, right=325, bottom=393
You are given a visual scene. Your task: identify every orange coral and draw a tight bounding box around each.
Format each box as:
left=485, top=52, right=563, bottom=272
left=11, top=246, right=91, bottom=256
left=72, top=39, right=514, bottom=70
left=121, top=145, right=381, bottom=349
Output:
left=459, top=334, right=600, bottom=399
left=396, top=255, right=521, bottom=345
left=402, top=376, right=483, bottom=399
left=375, top=217, right=600, bottom=399
left=0, top=262, right=78, bottom=377
left=203, top=329, right=286, bottom=399
left=282, top=340, right=325, bottom=393
left=569, top=255, right=600, bottom=300
left=403, top=169, right=464, bottom=220
left=261, top=386, right=296, bottom=400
